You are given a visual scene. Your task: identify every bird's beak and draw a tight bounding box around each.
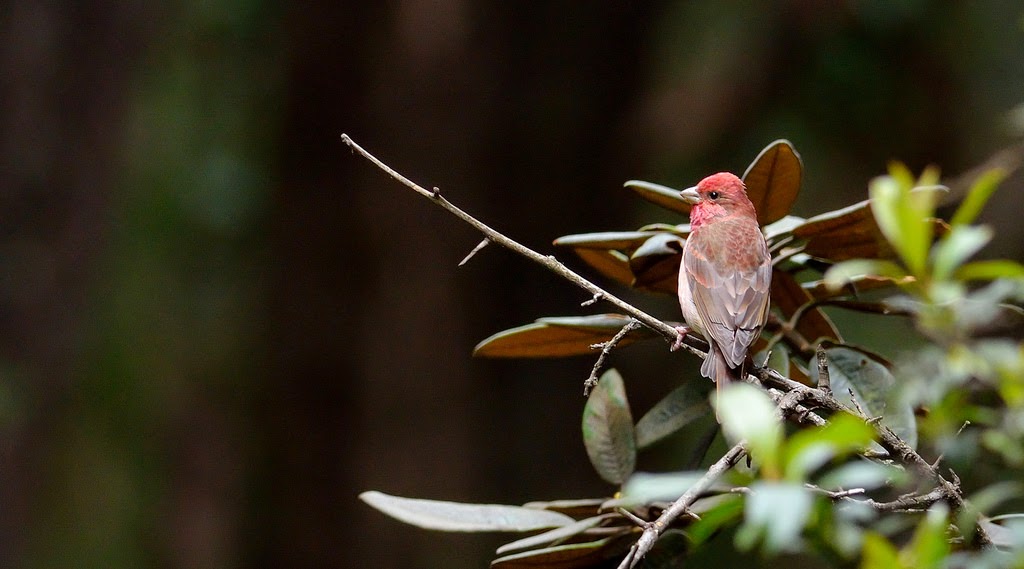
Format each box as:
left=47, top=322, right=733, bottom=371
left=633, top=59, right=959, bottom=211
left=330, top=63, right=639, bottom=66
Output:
left=680, top=186, right=700, bottom=204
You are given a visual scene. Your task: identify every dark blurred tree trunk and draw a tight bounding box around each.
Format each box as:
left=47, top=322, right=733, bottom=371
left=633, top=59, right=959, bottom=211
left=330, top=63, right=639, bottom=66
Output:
left=266, top=2, right=665, bottom=567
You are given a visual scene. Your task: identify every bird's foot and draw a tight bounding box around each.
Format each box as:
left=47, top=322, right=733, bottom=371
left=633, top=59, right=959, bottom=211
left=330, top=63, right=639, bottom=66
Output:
left=670, top=326, right=690, bottom=352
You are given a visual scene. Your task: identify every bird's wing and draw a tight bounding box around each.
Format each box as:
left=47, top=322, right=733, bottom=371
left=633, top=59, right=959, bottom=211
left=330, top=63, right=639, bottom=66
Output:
left=683, top=221, right=771, bottom=368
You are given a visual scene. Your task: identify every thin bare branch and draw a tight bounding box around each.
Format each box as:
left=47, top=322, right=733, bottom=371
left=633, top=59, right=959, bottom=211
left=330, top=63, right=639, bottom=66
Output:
left=618, top=442, right=746, bottom=569
left=584, top=319, right=640, bottom=396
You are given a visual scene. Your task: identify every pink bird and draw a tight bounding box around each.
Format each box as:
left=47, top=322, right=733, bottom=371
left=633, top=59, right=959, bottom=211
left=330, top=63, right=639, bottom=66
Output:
left=674, top=172, right=772, bottom=403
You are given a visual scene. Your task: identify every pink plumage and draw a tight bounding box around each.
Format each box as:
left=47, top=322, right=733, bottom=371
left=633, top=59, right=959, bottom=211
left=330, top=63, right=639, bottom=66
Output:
left=677, top=173, right=771, bottom=407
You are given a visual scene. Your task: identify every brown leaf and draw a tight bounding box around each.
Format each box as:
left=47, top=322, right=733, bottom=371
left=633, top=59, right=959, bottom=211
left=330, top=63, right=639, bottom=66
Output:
left=473, top=314, right=651, bottom=358
left=623, top=180, right=691, bottom=215
left=742, top=140, right=803, bottom=226
left=553, top=231, right=659, bottom=250
left=771, top=271, right=843, bottom=345
left=628, top=233, right=683, bottom=294
left=571, top=248, right=635, bottom=288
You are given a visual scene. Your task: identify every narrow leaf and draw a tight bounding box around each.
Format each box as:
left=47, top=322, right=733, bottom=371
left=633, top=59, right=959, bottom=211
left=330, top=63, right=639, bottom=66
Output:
left=474, top=314, right=649, bottom=358
left=553, top=231, right=660, bottom=250
left=495, top=514, right=616, bottom=556
left=950, top=168, right=1006, bottom=227
left=635, top=384, right=710, bottom=449
left=491, top=535, right=633, bottom=569
left=742, top=139, right=803, bottom=225
left=955, top=259, right=1024, bottom=282
left=932, top=224, right=993, bottom=282
left=624, top=180, right=691, bottom=215
left=359, top=491, right=574, bottom=532
left=582, top=369, right=637, bottom=485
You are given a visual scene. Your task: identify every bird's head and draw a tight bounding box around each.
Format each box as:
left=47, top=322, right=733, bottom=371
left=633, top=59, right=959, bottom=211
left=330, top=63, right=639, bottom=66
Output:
left=680, top=172, right=756, bottom=228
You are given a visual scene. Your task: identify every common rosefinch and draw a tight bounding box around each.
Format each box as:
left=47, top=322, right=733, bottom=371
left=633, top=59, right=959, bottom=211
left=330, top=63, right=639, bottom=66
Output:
left=675, top=172, right=772, bottom=404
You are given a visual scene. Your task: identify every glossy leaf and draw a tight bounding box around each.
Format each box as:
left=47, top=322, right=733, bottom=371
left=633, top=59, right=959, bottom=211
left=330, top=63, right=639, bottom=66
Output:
left=742, top=139, right=803, bottom=225
left=522, top=499, right=606, bottom=518
left=628, top=233, right=684, bottom=294
left=495, top=514, right=617, bottom=556
left=771, top=270, right=843, bottom=345
left=553, top=231, right=659, bottom=250
left=635, top=384, right=710, bottom=450
left=490, top=535, right=633, bottom=569
left=473, top=314, right=648, bottom=358
left=624, top=180, right=691, bottom=215
left=359, top=491, right=574, bottom=532
left=826, top=345, right=917, bottom=449
left=570, top=248, right=635, bottom=288
left=582, top=369, right=637, bottom=485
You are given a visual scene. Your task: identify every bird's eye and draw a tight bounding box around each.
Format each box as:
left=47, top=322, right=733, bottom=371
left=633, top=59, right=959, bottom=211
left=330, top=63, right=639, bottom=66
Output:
left=708, top=191, right=720, bottom=200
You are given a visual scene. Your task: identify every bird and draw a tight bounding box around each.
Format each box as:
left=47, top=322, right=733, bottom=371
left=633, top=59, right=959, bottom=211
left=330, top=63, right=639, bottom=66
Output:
left=673, top=172, right=772, bottom=408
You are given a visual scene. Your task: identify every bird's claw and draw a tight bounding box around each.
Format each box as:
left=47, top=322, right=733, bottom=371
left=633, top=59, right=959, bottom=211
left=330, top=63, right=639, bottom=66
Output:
left=671, top=326, right=690, bottom=351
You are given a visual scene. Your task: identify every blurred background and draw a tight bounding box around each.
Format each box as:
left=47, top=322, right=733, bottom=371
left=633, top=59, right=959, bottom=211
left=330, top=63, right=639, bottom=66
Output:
left=1, top=1, right=1023, bottom=568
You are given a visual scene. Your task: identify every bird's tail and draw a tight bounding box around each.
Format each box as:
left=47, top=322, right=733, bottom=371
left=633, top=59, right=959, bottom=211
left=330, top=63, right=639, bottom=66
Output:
left=702, top=344, right=743, bottom=421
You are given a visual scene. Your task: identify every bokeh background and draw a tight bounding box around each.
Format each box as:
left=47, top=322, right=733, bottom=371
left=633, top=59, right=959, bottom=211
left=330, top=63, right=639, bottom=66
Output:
left=2, top=1, right=1023, bottom=568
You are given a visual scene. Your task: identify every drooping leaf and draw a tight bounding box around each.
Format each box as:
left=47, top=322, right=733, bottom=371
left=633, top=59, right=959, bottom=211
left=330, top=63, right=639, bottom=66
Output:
left=624, top=180, right=691, bottom=215
left=717, top=383, right=782, bottom=476
left=822, top=259, right=909, bottom=292
left=783, top=413, right=876, bottom=481
left=742, top=139, right=803, bottom=225
left=932, top=224, right=993, bottom=282
left=861, top=533, right=903, bottom=569
left=635, top=383, right=710, bottom=450
left=570, top=248, right=636, bottom=288
left=495, top=514, right=618, bottom=556
left=950, top=168, right=1006, bottom=227
left=490, top=535, right=634, bottom=569
left=618, top=471, right=705, bottom=506
left=582, top=369, right=637, bottom=485
left=826, top=345, right=917, bottom=449
left=628, top=233, right=684, bottom=294
left=736, top=482, right=814, bottom=554
left=359, top=491, right=574, bottom=532
left=522, top=499, right=606, bottom=518
left=553, top=231, right=661, bottom=250
left=956, top=259, right=1024, bottom=281
left=771, top=270, right=843, bottom=345
left=473, top=314, right=650, bottom=358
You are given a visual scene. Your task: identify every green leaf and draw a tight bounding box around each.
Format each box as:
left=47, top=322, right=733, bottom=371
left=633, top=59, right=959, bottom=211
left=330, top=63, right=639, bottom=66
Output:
left=823, top=259, right=908, bottom=292
left=742, top=139, right=803, bottom=225
left=582, top=369, right=637, bottom=485
left=359, top=491, right=575, bottom=532
left=956, top=260, right=1024, bottom=281
left=495, top=514, right=617, bottom=556
left=932, top=224, right=993, bottom=282
left=950, top=168, right=1006, bottom=227
left=623, top=180, right=691, bottom=215
left=717, top=383, right=782, bottom=476
left=635, top=384, right=710, bottom=450
left=784, top=413, right=876, bottom=481
left=619, top=471, right=704, bottom=505
left=628, top=233, right=684, bottom=294
left=868, top=173, right=942, bottom=278
left=908, top=503, right=950, bottom=569
left=474, top=314, right=648, bottom=358
left=818, top=461, right=906, bottom=492
left=490, top=535, right=633, bottom=569
left=861, top=533, right=903, bottom=569
left=826, top=346, right=918, bottom=450
left=687, top=495, right=744, bottom=546
left=736, top=482, right=813, bottom=554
